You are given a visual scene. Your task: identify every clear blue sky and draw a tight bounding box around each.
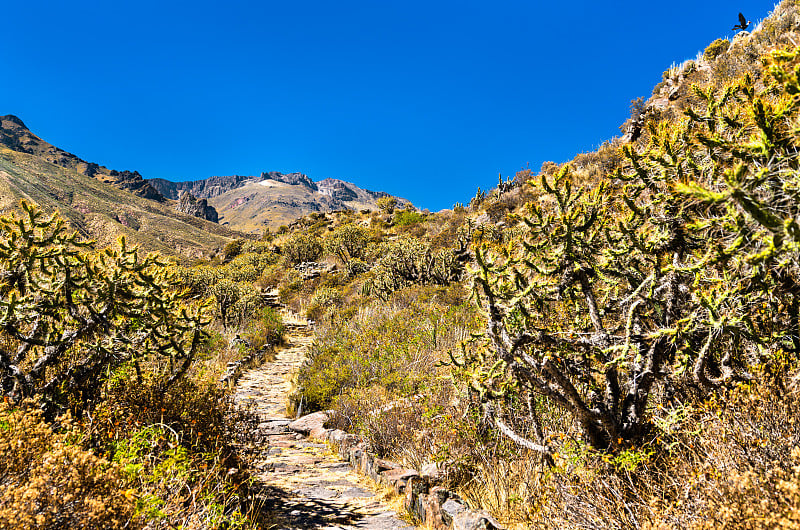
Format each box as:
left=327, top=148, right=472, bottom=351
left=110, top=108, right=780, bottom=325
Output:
left=2, top=0, right=776, bottom=211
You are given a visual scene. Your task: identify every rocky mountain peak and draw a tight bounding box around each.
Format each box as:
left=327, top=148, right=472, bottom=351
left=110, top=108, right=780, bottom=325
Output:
left=261, top=172, right=317, bottom=189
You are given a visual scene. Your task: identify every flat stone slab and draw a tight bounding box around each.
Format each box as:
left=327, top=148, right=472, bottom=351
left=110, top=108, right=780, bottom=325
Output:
left=297, top=486, right=339, bottom=500
left=318, top=463, right=352, bottom=473
left=339, top=487, right=375, bottom=499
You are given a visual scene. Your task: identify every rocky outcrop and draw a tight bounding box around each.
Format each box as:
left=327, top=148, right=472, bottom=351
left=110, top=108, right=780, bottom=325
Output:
left=177, top=191, right=219, bottom=222
left=317, top=178, right=358, bottom=201
left=150, top=172, right=319, bottom=200
left=263, top=171, right=316, bottom=189
left=150, top=175, right=259, bottom=199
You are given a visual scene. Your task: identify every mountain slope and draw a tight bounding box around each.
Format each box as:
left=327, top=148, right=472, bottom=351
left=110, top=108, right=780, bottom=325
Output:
left=0, top=115, right=165, bottom=201
left=0, top=147, right=237, bottom=260
left=150, top=172, right=408, bottom=232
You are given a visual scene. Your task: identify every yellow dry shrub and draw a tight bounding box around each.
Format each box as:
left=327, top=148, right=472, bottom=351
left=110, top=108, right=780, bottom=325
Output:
left=0, top=402, right=136, bottom=529
left=688, top=447, right=800, bottom=530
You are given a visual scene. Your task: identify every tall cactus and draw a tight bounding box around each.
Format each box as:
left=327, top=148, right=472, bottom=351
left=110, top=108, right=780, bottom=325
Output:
left=460, top=46, right=800, bottom=453
left=0, top=202, right=212, bottom=416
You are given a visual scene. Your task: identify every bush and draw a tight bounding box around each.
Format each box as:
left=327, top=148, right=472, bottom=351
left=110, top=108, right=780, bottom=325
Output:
left=393, top=210, right=425, bottom=226
left=209, top=278, right=263, bottom=329
left=369, top=236, right=463, bottom=299
left=324, top=223, right=370, bottom=264
left=296, top=294, right=478, bottom=415
left=0, top=403, right=135, bottom=529
left=376, top=196, right=398, bottom=214
left=281, top=232, right=323, bottom=265
left=459, top=45, right=800, bottom=455
left=222, top=238, right=246, bottom=260
left=703, top=38, right=730, bottom=61
left=241, top=307, right=285, bottom=351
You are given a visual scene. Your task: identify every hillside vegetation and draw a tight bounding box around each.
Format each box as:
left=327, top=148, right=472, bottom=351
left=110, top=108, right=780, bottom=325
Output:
left=4, top=2, right=800, bottom=528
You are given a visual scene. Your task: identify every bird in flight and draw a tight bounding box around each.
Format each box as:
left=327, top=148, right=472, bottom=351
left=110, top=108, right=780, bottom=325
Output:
left=732, top=12, right=751, bottom=31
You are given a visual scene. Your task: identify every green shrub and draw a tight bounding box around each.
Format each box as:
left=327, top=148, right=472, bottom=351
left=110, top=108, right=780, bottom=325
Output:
left=703, top=38, right=730, bottom=61
left=241, top=307, right=285, bottom=351
left=222, top=238, right=246, bottom=260
left=0, top=202, right=211, bottom=417
left=324, top=223, right=370, bottom=264
left=376, top=196, right=398, bottom=214
left=459, top=46, right=800, bottom=455
left=369, top=236, right=463, bottom=299
left=281, top=232, right=323, bottom=265
left=393, top=210, right=425, bottom=226
left=296, top=296, right=477, bottom=412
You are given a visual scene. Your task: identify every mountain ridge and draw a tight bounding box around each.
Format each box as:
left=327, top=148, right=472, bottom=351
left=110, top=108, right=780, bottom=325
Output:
left=0, top=115, right=166, bottom=202
left=0, top=115, right=408, bottom=234
left=149, top=172, right=407, bottom=232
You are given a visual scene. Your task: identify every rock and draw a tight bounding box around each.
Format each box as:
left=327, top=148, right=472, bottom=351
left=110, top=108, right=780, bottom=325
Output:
left=404, top=475, right=430, bottom=522
left=452, top=511, right=505, bottom=530
left=296, top=485, right=339, bottom=500
left=421, top=462, right=443, bottom=483
left=318, top=178, right=358, bottom=201
left=339, top=486, right=375, bottom=499
left=441, top=499, right=468, bottom=521
left=287, top=410, right=330, bottom=435
left=375, top=458, right=401, bottom=472
left=177, top=190, right=219, bottom=222
left=381, top=468, right=419, bottom=493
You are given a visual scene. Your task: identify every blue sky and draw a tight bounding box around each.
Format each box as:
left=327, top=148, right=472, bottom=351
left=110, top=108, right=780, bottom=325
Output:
left=2, top=0, right=776, bottom=211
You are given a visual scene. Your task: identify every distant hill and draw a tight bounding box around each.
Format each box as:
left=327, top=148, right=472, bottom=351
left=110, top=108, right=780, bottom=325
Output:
left=0, top=117, right=241, bottom=261
left=0, top=115, right=165, bottom=202
left=150, top=172, right=409, bottom=232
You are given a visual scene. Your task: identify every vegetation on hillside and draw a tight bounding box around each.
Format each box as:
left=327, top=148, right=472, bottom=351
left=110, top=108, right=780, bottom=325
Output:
left=4, top=2, right=800, bottom=528
left=0, top=204, right=284, bottom=528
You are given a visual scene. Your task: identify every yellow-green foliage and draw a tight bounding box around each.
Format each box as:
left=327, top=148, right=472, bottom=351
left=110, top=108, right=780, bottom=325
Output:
left=223, top=251, right=279, bottom=283
left=369, top=236, right=463, bottom=299
left=376, top=196, right=398, bottom=214
left=241, top=307, right=285, bottom=351
left=281, top=232, right=323, bottom=264
left=209, top=278, right=263, bottom=329
left=393, top=209, right=425, bottom=226
left=296, top=287, right=478, bottom=461
left=0, top=202, right=212, bottom=416
left=703, top=38, right=730, bottom=61
left=460, top=45, right=800, bottom=454
left=324, top=223, right=371, bottom=264
left=306, top=286, right=343, bottom=320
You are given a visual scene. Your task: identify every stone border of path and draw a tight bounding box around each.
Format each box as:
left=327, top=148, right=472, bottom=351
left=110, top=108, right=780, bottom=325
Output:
left=219, top=343, right=276, bottom=389
left=287, top=411, right=505, bottom=530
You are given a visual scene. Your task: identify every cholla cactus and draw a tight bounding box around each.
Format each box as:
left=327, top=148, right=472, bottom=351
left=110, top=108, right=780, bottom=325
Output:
left=281, top=232, right=323, bottom=265
left=324, top=223, right=370, bottom=266
left=370, top=236, right=463, bottom=300
left=0, top=202, right=212, bottom=416
left=459, top=46, right=800, bottom=453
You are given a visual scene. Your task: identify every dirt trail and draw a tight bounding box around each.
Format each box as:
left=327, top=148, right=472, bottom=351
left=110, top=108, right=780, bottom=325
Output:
left=232, top=310, right=412, bottom=529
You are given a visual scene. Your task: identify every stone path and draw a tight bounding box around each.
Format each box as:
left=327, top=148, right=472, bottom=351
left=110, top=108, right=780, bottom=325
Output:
left=232, top=310, right=413, bottom=529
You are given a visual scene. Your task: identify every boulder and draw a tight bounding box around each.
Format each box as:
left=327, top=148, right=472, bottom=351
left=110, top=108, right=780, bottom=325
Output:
left=287, top=410, right=330, bottom=435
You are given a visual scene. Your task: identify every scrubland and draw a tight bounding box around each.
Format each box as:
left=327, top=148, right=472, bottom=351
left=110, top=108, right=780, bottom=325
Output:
left=4, top=2, right=800, bottom=528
